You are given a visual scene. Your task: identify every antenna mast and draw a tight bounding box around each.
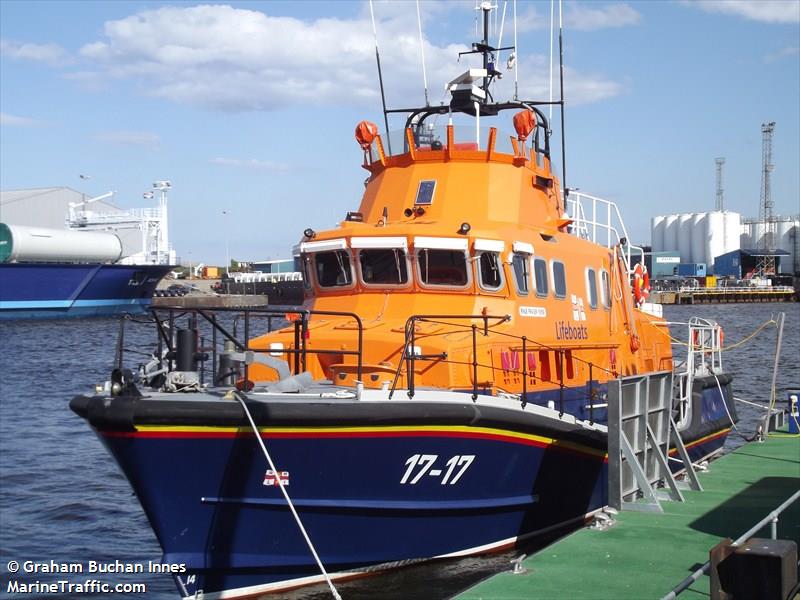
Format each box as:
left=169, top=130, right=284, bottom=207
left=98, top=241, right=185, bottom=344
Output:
left=715, top=157, right=725, bottom=211
left=369, top=0, right=392, bottom=154
left=756, top=121, right=776, bottom=276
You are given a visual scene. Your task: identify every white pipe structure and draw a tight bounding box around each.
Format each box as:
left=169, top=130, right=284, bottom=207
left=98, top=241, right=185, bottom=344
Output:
left=513, top=0, right=519, bottom=99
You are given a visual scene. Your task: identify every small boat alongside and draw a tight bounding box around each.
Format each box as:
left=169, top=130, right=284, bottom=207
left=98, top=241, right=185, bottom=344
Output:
left=69, top=5, right=738, bottom=598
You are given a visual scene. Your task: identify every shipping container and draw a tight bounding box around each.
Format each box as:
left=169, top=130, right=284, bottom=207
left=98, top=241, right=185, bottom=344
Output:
left=677, top=263, right=706, bottom=277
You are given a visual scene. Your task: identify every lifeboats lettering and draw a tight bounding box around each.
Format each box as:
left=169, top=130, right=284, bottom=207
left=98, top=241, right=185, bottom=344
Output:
left=400, top=454, right=475, bottom=485
left=555, top=321, right=589, bottom=340
left=519, top=306, right=547, bottom=318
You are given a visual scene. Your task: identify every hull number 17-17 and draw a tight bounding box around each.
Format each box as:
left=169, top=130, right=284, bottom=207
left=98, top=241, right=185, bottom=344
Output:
left=400, top=454, right=475, bottom=485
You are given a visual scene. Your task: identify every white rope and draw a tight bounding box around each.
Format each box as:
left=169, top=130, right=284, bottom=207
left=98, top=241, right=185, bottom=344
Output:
left=231, top=391, right=342, bottom=600
left=415, top=0, right=430, bottom=106
left=548, top=0, right=554, bottom=122
left=512, top=0, right=519, bottom=100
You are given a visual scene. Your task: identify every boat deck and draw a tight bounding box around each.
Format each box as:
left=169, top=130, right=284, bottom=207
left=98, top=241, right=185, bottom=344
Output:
left=458, top=431, right=800, bottom=600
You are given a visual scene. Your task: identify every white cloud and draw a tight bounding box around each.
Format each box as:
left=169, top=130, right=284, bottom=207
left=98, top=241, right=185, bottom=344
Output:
left=0, top=39, right=68, bottom=65
left=72, top=4, right=623, bottom=112
left=92, top=130, right=160, bottom=148
left=765, top=45, right=800, bottom=61
left=0, top=112, right=42, bottom=127
left=516, top=3, right=641, bottom=32
left=209, top=157, right=290, bottom=171
left=683, top=1, right=799, bottom=24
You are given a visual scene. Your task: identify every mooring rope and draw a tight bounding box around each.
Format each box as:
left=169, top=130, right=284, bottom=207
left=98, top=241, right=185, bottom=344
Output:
left=230, top=390, right=343, bottom=600
left=655, top=317, right=777, bottom=351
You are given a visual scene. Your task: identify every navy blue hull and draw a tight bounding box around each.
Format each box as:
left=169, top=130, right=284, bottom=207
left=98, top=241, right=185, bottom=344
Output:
left=0, top=263, right=171, bottom=319
left=94, top=418, right=607, bottom=598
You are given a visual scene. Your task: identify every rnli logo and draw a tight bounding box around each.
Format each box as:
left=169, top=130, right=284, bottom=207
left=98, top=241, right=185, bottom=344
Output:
left=571, top=294, right=586, bottom=321
left=263, top=470, right=289, bottom=487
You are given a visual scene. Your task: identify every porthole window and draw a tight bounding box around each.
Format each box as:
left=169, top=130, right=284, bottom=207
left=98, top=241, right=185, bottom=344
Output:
left=586, top=268, right=598, bottom=309
left=315, top=250, right=353, bottom=288
left=477, top=252, right=504, bottom=291
left=417, top=249, right=469, bottom=287
left=552, top=261, right=567, bottom=299
left=512, top=253, right=530, bottom=296
left=533, top=258, right=548, bottom=297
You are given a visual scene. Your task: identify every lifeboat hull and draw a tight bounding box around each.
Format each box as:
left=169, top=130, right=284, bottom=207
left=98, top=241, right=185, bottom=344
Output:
left=71, top=391, right=607, bottom=599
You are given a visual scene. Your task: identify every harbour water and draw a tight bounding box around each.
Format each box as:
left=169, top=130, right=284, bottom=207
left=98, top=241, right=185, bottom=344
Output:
left=0, top=303, right=797, bottom=599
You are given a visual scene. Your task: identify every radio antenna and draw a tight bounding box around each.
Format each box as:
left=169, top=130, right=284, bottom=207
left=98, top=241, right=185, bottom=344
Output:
left=558, top=0, right=568, bottom=201
left=415, top=0, right=430, bottom=106
left=369, top=0, right=392, bottom=154
left=548, top=0, right=554, bottom=123
left=512, top=0, right=519, bottom=99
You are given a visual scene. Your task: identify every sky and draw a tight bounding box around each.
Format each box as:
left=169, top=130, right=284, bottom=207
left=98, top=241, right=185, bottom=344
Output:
left=1, top=0, right=798, bottom=265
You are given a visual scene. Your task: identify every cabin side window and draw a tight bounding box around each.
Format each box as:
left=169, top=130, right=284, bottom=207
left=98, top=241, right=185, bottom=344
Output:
left=299, top=254, right=312, bottom=290
left=477, top=252, right=504, bottom=291
left=551, top=260, right=567, bottom=299
left=358, top=249, right=409, bottom=286
left=600, top=269, right=612, bottom=309
left=511, top=253, right=530, bottom=296
left=417, top=249, right=469, bottom=287
left=533, top=257, right=548, bottom=297
left=586, top=268, right=598, bottom=309
left=314, top=250, right=354, bottom=288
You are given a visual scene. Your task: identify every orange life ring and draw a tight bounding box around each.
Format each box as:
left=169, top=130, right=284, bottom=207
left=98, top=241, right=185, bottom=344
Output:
left=633, top=263, right=650, bottom=305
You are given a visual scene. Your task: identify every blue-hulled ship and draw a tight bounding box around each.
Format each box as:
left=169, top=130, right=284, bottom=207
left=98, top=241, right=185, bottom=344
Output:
left=0, top=181, right=175, bottom=319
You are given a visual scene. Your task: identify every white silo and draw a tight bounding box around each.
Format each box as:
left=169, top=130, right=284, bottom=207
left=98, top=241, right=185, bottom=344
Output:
left=723, top=212, right=741, bottom=256
left=705, top=211, right=726, bottom=272
left=677, top=214, right=692, bottom=263
left=750, top=221, right=766, bottom=250
left=651, top=215, right=665, bottom=252
left=740, top=221, right=752, bottom=249
left=691, top=213, right=707, bottom=266
left=664, top=214, right=679, bottom=252
left=777, top=218, right=798, bottom=273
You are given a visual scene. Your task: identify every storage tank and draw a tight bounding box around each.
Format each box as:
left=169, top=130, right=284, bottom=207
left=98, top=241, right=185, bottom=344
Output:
left=740, top=221, right=752, bottom=249
left=705, top=211, right=726, bottom=273
left=676, top=214, right=691, bottom=262
left=651, top=215, right=665, bottom=253
left=0, top=223, right=123, bottom=264
left=723, top=212, right=741, bottom=256
left=663, top=214, right=679, bottom=252
left=691, top=213, right=706, bottom=266
left=777, top=218, right=799, bottom=273
left=749, top=221, right=765, bottom=250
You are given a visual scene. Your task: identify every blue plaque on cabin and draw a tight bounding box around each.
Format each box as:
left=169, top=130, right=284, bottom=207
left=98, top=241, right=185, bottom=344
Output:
left=415, top=180, right=436, bottom=205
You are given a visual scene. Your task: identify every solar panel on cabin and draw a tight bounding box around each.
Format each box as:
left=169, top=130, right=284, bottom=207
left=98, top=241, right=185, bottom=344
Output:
left=415, top=180, right=436, bottom=205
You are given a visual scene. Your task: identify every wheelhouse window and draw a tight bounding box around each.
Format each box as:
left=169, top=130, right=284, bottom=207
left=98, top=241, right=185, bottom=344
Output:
left=552, top=261, right=567, bottom=298
left=533, top=257, right=548, bottom=297
left=314, top=250, right=353, bottom=288
left=359, top=248, right=409, bottom=286
left=512, top=253, right=530, bottom=296
left=586, top=268, right=598, bottom=309
left=600, top=269, right=612, bottom=308
left=477, top=252, right=504, bottom=291
left=417, top=249, right=469, bottom=287
left=298, top=254, right=312, bottom=290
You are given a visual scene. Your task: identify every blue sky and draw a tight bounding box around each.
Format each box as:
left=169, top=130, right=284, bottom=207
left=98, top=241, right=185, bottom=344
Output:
left=1, top=0, right=798, bottom=264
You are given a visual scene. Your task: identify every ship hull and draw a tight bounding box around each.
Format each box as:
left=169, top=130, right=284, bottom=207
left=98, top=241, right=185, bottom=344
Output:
left=0, top=263, right=172, bottom=319
left=72, top=392, right=608, bottom=599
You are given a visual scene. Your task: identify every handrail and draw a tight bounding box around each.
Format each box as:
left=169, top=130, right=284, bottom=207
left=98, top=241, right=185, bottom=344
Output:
left=388, top=313, right=616, bottom=417
left=661, top=488, right=800, bottom=600
left=123, top=306, right=364, bottom=384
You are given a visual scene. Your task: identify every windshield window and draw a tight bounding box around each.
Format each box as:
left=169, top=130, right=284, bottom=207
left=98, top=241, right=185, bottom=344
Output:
left=417, top=249, right=469, bottom=287
left=359, top=249, right=409, bottom=285
left=477, top=252, right=504, bottom=291
left=315, top=250, right=353, bottom=288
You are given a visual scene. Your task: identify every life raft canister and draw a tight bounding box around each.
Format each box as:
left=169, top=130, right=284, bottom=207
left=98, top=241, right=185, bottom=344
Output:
left=633, top=262, right=650, bottom=305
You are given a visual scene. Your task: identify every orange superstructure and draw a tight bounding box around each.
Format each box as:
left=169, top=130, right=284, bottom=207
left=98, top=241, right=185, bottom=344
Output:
left=249, top=118, right=671, bottom=399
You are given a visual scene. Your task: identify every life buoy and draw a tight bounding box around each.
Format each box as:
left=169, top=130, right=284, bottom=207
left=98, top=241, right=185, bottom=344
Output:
left=633, top=263, right=650, bottom=306
left=719, top=327, right=724, bottom=347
